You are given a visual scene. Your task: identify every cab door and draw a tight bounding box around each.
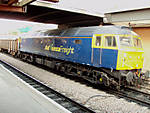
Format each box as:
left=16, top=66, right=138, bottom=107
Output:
left=91, top=34, right=103, bottom=67
left=101, top=35, right=118, bottom=69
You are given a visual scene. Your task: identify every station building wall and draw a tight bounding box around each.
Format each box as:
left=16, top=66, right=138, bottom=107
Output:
left=133, top=27, right=150, bottom=72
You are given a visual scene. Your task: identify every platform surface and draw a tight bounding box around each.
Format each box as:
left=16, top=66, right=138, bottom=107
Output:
left=0, top=63, right=70, bottom=113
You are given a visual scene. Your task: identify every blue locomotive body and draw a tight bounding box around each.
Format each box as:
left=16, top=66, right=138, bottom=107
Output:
left=20, top=37, right=91, bottom=64
left=20, top=35, right=118, bottom=69
left=20, top=26, right=129, bottom=70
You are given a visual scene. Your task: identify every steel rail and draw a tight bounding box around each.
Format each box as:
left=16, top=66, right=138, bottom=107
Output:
left=107, top=87, right=150, bottom=108
left=0, top=59, right=95, bottom=113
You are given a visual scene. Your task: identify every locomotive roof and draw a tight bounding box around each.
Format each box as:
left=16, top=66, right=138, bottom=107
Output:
left=30, top=25, right=139, bottom=37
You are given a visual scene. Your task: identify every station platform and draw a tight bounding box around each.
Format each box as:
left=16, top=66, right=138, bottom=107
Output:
left=0, top=63, right=70, bottom=113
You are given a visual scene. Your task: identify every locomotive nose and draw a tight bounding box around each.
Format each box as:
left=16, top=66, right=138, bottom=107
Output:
left=117, top=36, right=144, bottom=70
left=117, top=50, right=144, bottom=70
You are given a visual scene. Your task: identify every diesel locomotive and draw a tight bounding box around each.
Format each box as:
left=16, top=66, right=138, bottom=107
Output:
left=0, top=25, right=144, bottom=89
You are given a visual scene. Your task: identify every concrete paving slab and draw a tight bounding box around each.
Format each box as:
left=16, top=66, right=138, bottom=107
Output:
left=0, top=64, right=70, bottom=113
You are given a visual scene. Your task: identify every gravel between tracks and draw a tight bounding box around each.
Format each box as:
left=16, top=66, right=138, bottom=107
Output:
left=0, top=53, right=150, bottom=113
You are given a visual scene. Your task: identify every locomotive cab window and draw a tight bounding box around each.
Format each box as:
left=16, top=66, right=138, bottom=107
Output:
left=120, top=37, right=132, bottom=47
left=133, top=38, right=142, bottom=48
left=92, top=35, right=102, bottom=48
left=95, top=36, right=101, bottom=46
left=105, top=36, right=116, bottom=47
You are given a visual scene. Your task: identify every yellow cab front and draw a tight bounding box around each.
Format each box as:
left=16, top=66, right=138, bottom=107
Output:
left=116, top=35, right=144, bottom=70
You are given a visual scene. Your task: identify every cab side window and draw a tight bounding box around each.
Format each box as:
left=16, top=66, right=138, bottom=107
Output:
left=105, top=36, right=116, bottom=47
left=133, top=38, right=142, bottom=48
left=95, top=36, right=101, bottom=46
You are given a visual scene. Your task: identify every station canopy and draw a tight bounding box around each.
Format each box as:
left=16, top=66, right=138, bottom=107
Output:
left=0, top=0, right=104, bottom=27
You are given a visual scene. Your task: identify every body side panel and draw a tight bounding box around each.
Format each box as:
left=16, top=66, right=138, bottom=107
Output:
left=20, top=37, right=93, bottom=65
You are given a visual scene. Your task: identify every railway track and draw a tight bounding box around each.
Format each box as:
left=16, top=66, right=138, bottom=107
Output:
left=0, top=59, right=95, bottom=113
left=106, top=86, right=150, bottom=108
left=122, top=78, right=150, bottom=94
left=143, top=78, right=150, bottom=86
left=127, top=78, right=150, bottom=96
